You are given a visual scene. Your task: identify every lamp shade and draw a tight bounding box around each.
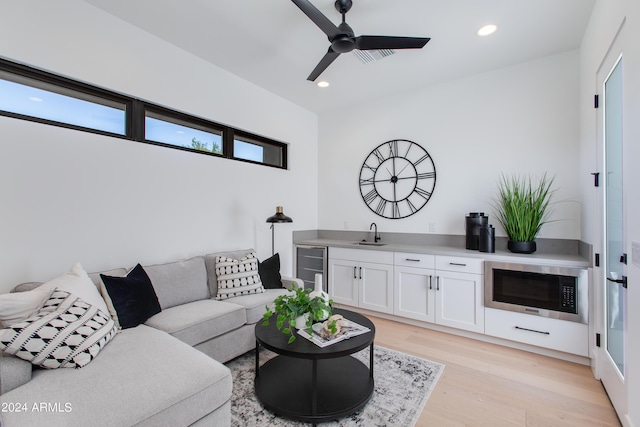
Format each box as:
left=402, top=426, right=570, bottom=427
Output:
left=266, top=206, right=293, bottom=223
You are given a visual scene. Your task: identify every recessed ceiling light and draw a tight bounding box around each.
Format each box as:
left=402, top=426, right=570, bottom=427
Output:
left=477, top=24, right=497, bottom=36
left=317, top=81, right=330, bottom=88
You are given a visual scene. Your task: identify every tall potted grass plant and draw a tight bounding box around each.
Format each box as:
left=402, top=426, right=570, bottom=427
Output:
left=494, top=173, right=555, bottom=254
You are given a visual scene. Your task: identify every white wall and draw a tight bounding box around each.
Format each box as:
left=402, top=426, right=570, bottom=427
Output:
left=580, top=1, right=640, bottom=425
left=318, top=51, right=581, bottom=239
left=0, top=0, right=318, bottom=292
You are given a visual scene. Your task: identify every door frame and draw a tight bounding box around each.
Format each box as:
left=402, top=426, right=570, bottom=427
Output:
left=593, top=19, right=628, bottom=423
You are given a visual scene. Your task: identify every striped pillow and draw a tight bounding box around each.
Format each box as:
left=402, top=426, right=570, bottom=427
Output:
left=0, top=289, right=117, bottom=369
left=215, top=252, right=265, bottom=300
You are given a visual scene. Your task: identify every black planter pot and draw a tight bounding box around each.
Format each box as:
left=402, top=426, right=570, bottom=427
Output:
left=507, top=240, right=537, bottom=254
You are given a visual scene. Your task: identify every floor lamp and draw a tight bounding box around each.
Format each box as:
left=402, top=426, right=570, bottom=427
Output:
left=266, top=206, right=293, bottom=255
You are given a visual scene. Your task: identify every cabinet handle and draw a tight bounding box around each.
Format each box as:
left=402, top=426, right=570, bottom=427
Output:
left=359, top=267, right=362, bottom=280
left=428, top=275, right=432, bottom=290
left=436, top=276, right=440, bottom=291
left=353, top=266, right=357, bottom=279
left=449, top=262, right=467, bottom=267
left=405, top=258, right=421, bottom=262
left=515, top=326, right=550, bottom=335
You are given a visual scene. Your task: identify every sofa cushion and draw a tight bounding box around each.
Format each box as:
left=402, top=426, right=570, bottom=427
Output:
left=144, top=256, right=210, bottom=309
left=258, top=253, right=283, bottom=289
left=100, top=264, right=161, bottom=329
left=215, top=251, right=265, bottom=300
left=0, top=354, right=32, bottom=395
left=224, top=288, right=290, bottom=324
left=144, top=299, right=246, bottom=347
left=0, top=289, right=117, bottom=369
left=0, top=324, right=232, bottom=427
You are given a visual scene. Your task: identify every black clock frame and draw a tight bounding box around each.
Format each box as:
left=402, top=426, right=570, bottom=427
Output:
left=358, top=139, right=436, bottom=219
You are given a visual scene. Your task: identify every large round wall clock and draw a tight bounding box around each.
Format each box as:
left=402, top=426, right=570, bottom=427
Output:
left=359, top=139, right=436, bottom=219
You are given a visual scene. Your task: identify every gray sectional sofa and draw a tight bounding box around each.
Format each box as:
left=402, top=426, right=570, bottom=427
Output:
left=0, top=249, right=298, bottom=426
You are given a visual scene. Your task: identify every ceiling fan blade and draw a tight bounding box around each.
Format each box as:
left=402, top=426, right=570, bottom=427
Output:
left=355, top=36, right=430, bottom=50
left=307, top=47, right=341, bottom=81
left=291, top=0, right=340, bottom=38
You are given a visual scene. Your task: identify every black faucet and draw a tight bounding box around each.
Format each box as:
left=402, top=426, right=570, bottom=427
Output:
left=370, top=222, right=381, bottom=242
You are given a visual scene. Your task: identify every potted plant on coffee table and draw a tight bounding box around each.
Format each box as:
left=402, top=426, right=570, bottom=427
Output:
left=262, top=283, right=334, bottom=344
left=494, top=173, right=555, bottom=254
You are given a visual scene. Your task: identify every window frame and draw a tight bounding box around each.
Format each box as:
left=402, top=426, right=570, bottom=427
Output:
left=0, top=59, right=133, bottom=139
left=231, top=129, right=288, bottom=168
left=0, top=58, right=288, bottom=170
left=141, top=103, right=226, bottom=158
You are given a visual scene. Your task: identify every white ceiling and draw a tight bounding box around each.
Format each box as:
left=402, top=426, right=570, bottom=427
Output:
left=85, top=0, right=595, bottom=114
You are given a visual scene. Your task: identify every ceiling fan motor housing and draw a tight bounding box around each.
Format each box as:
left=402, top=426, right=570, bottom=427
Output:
left=331, top=22, right=356, bottom=52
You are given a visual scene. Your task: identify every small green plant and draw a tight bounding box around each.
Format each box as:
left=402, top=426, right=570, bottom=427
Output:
left=494, top=173, right=555, bottom=242
left=262, top=283, right=333, bottom=344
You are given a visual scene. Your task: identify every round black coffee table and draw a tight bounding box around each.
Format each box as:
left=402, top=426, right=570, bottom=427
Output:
left=254, top=308, right=375, bottom=425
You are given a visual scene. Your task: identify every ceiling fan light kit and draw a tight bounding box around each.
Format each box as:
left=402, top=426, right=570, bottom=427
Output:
left=291, top=0, right=430, bottom=81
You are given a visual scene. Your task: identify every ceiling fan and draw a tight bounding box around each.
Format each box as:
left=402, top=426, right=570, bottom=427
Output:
left=291, top=0, right=431, bottom=81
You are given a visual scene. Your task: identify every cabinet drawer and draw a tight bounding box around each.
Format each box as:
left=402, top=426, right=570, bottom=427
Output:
left=329, top=247, right=393, bottom=264
left=436, top=256, right=483, bottom=274
left=485, top=308, right=588, bottom=356
left=394, top=252, right=435, bottom=269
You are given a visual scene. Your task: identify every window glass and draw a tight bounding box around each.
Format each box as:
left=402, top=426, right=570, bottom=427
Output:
left=145, top=111, right=223, bottom=154
left=234, top=134, right=284, bottom=168
left=0, top=74, right=126, bottom=135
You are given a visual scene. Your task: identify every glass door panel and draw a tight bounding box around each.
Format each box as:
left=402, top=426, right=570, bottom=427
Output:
left=604, top=57, right=625, bottom=376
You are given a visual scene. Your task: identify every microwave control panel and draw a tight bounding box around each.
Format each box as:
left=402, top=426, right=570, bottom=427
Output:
left=561, top=280, right=576, bottom=311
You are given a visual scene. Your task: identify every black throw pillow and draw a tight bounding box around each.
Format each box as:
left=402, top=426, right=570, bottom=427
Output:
left=258, top=253, right=283, bottom=289
left=100, top=264, right=161, bottom=329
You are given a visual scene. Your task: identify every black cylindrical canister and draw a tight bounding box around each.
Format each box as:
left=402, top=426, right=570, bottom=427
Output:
left=465, top=212, right=488, bottom=250
left=479, top=224, right=495, bottom=253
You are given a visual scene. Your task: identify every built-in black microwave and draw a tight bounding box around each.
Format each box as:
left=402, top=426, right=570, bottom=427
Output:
left=485, top=261, right=588, bottom=324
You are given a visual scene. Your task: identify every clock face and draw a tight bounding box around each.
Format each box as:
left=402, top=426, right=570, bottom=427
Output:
left=359, top=140, right=436, bottom=219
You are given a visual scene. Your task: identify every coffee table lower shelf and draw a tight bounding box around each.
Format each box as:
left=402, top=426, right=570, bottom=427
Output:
left=255, top=354, right=374, bottom=424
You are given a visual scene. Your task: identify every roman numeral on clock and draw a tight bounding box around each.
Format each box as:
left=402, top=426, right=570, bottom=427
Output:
left=388, top=140, right=398, bottom=158
left=406, top=198, right=418, bottom=214
left=372, top=148, right=385, bottom=164
left=414, top=153, right=431, bottom=165
left=415, top=187, right=432, bottom=200
left=417, top=172, right=435, bottom=180
left=363, top=189, right=378, bottom=204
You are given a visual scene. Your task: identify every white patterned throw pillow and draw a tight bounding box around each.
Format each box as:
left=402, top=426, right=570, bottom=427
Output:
left=215, top=251, right=265, bottom=300
left=0, top=289, right=117, bottom=369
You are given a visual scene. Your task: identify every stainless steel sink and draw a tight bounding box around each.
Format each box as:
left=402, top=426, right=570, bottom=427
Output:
left=354, top=241, right=386, bottom=246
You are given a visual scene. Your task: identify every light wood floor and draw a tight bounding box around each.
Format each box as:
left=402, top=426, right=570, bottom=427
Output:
left=369, top=315, right=620, bottom=427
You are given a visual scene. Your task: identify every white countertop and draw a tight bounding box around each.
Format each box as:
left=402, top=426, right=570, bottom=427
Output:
left=294, top=238, right=591, bottom=268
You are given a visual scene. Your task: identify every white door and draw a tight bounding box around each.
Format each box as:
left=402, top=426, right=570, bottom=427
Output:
left=595, top=29, right=627, bottom=420
left=328, top=259, right=358, bottom=307
left=394, top=266, right=435, bottom=322
left=435, top=271, right=484, bottom=333
left=359, top=262, right=394, bottom=314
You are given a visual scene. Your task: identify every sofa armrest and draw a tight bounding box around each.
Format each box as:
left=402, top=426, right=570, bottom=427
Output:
left=280, top=277, right=303, bottom=290
left=0, top=353, right=32, bottom=395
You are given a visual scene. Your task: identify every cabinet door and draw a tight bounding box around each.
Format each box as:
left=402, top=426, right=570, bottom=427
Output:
left=394, top=266, right=435, bottom=322
left=435, top=271, right=484, bottom=333
left=328, top=259, right=358, bottom=307
left=359, top=262, right=394, bottom=314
